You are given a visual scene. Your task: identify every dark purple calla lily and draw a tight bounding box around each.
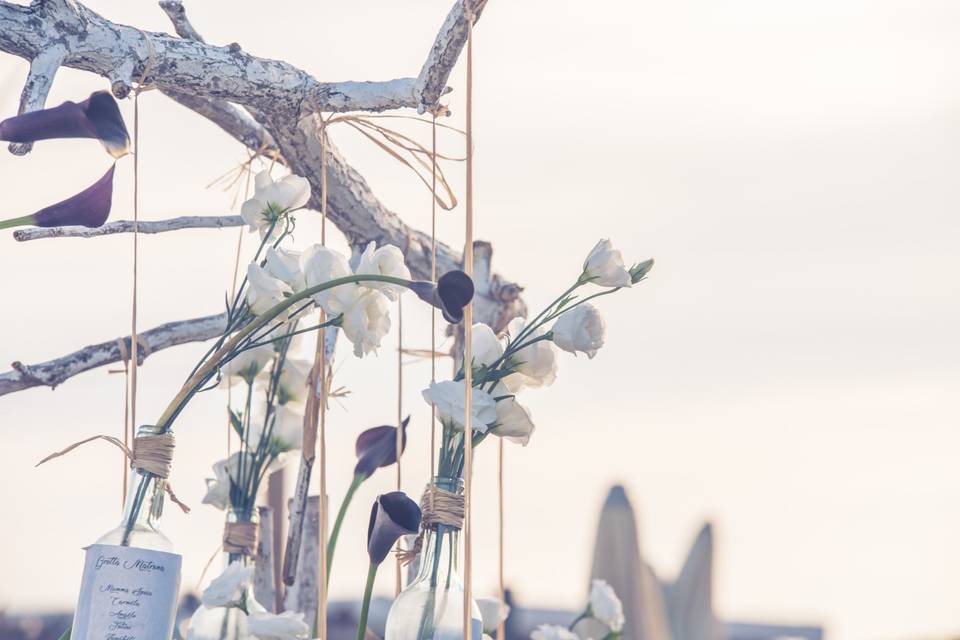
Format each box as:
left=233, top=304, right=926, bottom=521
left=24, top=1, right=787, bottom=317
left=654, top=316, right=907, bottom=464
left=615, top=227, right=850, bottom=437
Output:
left=366, top=491, right=421, bottom=565
left=354, top=416, right=409, bottom=480
left=0, top=164, right=115, bottom=231
left=410, top=270, right=475, bottom=324
left=0, top=91, right=130, bottom=158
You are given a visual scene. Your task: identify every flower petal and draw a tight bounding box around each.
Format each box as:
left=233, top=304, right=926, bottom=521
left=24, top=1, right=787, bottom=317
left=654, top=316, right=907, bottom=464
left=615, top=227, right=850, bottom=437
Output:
left=32, top=164, right=115, bottom=228
left=366, top=491, right=421, bottom=565
left=354, top=417, right=409, bottom=479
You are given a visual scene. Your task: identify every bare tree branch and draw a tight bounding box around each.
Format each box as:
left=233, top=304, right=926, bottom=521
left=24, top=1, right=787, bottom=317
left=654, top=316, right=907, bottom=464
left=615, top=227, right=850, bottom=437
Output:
left=0, top=312, right=227, bottom=396
left=13, top=215, right=243, bottom=241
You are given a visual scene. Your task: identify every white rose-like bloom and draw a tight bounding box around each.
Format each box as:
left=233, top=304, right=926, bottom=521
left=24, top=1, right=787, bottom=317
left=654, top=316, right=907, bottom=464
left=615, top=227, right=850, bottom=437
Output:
left=472, top=323, right=504, bottom=368
left=589, top=579, right=625, bottom=632
left=504, top=317, right=558, bottom=390
left=201, top=561, right=253, bottom=608
left=355, top=241, right=411, bottom=300
left=264, top=247, right=305, bottom=293
left=582, top=239, right=632, bottom=287
left=300, top=244, right=358, bottom=315
left=247, top=263, right=292, bottom=316
left=530, top=625, right=579, bottom=640
left=340, top=289, right=391, bottom=357
left=551, top=303, right=606, bottom=359
left=219, top=342, right=274, bottom=387
left=490, top=387, right=535, bottom=446
left=247, top=611, right=310, bottom=640
left=241, top=171, right=311, bottom=236
left=477, top=597, right=511, bottom=634
left=422, top=380, right=497, bottom=432
left=201, top=459, right=230, bottom=511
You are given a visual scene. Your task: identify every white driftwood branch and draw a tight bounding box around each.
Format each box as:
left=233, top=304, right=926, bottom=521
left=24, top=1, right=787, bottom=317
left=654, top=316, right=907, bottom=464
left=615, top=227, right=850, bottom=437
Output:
left=283, top=495, right=320, bottom=623
left=0, top=1, right=418, bottom=115
left=0, top=0, right=526, bottom=397
left=10, top=45, right=65, bottom=155
left=254, top=505, right=277, bottom=612
left=13, top=215, right=243, bottom=241
left=0, top=312, right=227, bottom=396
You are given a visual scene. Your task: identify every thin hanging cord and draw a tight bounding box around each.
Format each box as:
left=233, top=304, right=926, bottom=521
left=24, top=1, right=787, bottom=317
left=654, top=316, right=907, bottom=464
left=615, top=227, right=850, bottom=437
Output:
left=498, top=439, right=506, bottom=640
left=120, top=339, right=130, bottom=504
left=395, top=295, right=404, bottom=596
left=463, top=3, right=476, bottom=638
left=127, top=88, right=142, bottom=501
left=226, top=169, right=251, bottom=458
left=430, top=114, right=438, bottom=479
left=318, top=122, right=329, bottom=640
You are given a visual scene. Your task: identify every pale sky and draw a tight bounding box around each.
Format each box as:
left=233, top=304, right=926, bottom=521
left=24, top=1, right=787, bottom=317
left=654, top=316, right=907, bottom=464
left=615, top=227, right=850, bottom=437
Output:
left=0, top=1, right=958, bottom=640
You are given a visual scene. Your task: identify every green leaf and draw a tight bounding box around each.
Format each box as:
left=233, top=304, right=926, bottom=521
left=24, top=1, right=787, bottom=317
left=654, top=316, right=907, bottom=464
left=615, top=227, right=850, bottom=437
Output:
left=229, top=408, right=244, bottom=437
left=56, top=625, right=71, bottom=640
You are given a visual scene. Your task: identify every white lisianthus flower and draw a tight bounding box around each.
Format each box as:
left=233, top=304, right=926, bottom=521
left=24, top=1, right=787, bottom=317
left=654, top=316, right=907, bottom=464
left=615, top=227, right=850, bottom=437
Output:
left=504, top=317, right=558, bottom=390
left=241, top=171, right=311, bottom=236
left=247, top=403, right=304, bottom=453
left=471, top=323, right=504, bottom=368
left=530, top=625, right=579, bottom=640
left=421, top=380, right=497, bottom=432
left=490, top=386, right=535, bottom=446
left=477, top=597, right=511, bottom=634
left=582, top=239, right=631, bottom=287
left=588, top=579, right=625, bottom=632
left=270, top=357, right=312, bottom=405
left=264, top=247, right=305, bottom=292
left=201, top=459, right=231, bottom=511
left=201, top=561, right=253, bottom=608
left=551, top=303, right=606, bottom=359
left=219, top=342, right=274, bottom=387
left=300, top=244, right=358, bottom=315
left=246, top=610, right=310, bottom=640
left=247, top=263, right=292, bottom=316
left=340, top=290, right=391, bottom=357
left=355, top=241, right=411, bottom=300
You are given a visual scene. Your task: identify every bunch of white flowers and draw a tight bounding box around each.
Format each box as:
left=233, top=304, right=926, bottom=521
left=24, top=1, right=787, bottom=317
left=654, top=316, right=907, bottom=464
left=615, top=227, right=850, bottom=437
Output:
left=528, top=579, right=625, bottom=640
left=422, top=239, right=651, bottom=452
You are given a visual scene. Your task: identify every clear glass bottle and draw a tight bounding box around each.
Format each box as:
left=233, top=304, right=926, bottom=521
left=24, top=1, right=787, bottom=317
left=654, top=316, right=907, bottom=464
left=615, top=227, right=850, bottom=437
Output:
left=385, top=477, right=482, bottom=640
left=71, top=425, right=182, bottom=640
left=186, top=509, right=258, bottom=640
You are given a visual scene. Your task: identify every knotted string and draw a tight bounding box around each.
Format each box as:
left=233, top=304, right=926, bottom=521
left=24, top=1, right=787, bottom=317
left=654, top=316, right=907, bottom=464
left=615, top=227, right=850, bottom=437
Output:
left=396, top=484, right=466, bottom=565
left=36, top=432, right=190, bottom=513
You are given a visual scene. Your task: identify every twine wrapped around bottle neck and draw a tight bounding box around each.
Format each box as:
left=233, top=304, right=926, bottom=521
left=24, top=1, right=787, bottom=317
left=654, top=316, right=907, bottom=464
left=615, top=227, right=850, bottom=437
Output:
left=396, top=483, right=465, bottom=565
left=223, top=521, right=258, bottom=556
left=131, top=432, right=175, bottom=478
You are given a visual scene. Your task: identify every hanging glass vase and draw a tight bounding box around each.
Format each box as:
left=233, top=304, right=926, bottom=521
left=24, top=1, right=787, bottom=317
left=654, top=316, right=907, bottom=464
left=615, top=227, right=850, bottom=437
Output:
left=71, top=424, right=183, bottom=640
left=186, top=508, right=260, bottom=640
left=385, top=477, right=482, bottom=640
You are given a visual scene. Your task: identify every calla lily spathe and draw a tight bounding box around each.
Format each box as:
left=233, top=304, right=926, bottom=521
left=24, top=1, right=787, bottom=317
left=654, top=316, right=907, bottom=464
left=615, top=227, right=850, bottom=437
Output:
left=354, top=416, right=409, bottom=480
left=367, top=491, right=421, bottom=565
left=0, top=164, right=116, bottom=230
left=409, top=270, right=475, bottom=324
left=0, top=91, right=129, bottom=157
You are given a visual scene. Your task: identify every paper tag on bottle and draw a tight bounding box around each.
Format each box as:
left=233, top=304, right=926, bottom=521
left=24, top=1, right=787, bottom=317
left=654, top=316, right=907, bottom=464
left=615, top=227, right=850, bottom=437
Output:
left=72, top=543, right=182, bottom=640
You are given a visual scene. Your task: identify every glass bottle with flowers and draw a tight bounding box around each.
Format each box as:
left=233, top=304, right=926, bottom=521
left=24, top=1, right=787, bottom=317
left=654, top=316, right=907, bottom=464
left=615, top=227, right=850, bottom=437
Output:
left=385, top=240, right=653, bottom=640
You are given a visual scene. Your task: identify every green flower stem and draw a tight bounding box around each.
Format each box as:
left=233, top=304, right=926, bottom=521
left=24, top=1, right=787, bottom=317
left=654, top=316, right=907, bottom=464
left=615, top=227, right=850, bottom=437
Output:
left=568, top=610, right=589, bottom=631
left=326, top=473, right=363, bottom=586
left=155, top=273, right=412, bottom=431
left=356, top=562, right=379, bottom=640
left=0, top=214, right=36, bottom=230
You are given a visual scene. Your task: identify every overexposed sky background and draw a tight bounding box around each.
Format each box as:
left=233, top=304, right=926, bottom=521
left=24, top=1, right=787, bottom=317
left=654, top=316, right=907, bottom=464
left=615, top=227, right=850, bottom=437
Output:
left=1, top=1, right=959, bottom=639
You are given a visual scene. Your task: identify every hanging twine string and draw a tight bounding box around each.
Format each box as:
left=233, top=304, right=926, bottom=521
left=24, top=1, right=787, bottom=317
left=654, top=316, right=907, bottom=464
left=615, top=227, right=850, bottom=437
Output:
left=462, top=3, right=477, bottom=638
left=117, top=337, right=131, bottom=503
left=498, top=439, right=506, bottom=640
left=223, top=521, right=259, bottom=556
left=36, top=432, right=190, bottom=513
left=395, top=294, right=404, bottom=596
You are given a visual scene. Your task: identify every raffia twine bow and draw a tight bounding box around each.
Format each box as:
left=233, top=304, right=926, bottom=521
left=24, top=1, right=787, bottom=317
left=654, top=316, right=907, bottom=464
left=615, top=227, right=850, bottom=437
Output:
left=36, top=432, right=190, bottom=513
left=315, top=113, right=464, bottom=211
left=396, top=483, right=465, bottom=565
left=223, top=521, right=259, bottom=556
